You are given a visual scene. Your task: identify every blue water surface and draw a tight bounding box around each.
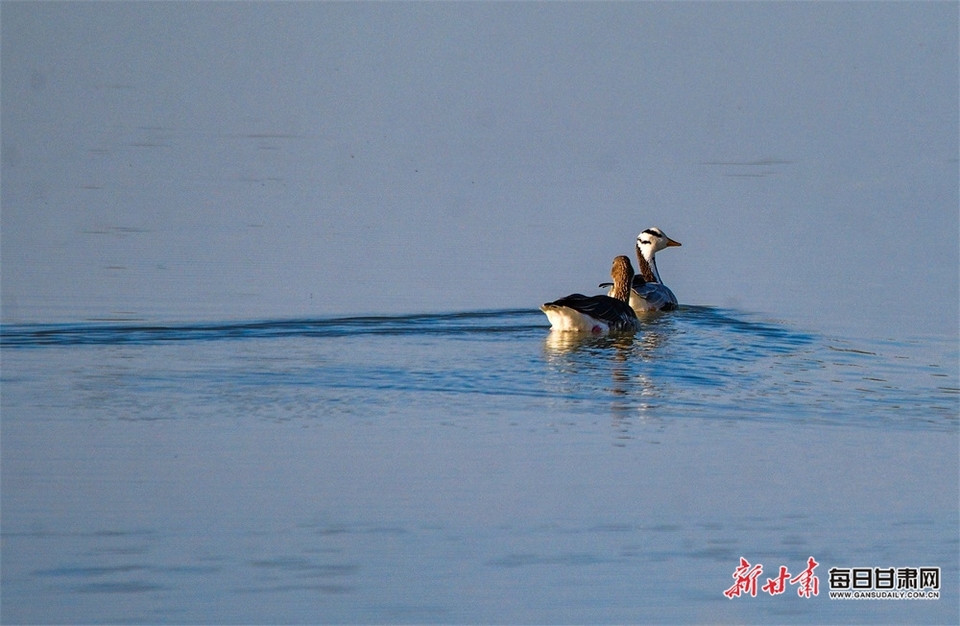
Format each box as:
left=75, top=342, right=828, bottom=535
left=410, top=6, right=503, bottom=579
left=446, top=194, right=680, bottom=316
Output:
left=2, top=308, right=956, bottom=624
left=3, top=3, right=956, bottom=624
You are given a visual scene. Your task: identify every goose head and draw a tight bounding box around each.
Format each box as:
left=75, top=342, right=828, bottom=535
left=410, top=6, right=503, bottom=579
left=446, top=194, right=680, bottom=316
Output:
left=636, top=227, right=681, bottom=258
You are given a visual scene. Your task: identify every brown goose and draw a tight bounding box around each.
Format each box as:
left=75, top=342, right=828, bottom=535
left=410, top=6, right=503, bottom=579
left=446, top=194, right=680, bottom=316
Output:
left=542, top=256, right=640, bottom=333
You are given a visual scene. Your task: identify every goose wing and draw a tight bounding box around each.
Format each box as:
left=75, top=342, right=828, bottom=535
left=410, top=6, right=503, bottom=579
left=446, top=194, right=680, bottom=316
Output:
left=544, top=293, right=636, bottom=325
left=634, top=282, right=679, bottom=311
left=599, top=276, right=678, bottom=312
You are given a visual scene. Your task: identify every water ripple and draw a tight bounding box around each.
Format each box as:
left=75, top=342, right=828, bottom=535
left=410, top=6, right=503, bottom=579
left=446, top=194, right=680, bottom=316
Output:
left=0, top=309, right=542, bottom=347
left=2, top=307, right=955, bottom=432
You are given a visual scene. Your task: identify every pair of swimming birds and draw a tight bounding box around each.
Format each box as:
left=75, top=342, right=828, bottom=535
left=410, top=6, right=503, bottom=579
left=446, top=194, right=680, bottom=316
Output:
left=541, top=227, right=681, bottom=333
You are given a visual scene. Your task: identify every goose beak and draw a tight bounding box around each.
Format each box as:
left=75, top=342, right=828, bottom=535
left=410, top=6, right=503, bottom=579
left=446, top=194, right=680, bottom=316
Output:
left=666, top=237, right=682, bottom=247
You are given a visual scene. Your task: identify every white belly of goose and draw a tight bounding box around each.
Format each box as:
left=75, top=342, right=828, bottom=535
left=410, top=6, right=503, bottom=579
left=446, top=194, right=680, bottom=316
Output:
left=540, top=304, right=613, bottom=333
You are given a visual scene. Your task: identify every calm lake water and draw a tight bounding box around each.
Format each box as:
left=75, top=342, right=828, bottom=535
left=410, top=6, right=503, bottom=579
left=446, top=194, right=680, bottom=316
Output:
left=2, top=3, right=957, bottom=624
left=2, top=308, right=957, bottom=624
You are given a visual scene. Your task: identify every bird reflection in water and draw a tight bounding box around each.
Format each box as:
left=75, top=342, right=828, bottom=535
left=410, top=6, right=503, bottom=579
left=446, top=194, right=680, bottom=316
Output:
left=542, top=315, right=677, bottom=442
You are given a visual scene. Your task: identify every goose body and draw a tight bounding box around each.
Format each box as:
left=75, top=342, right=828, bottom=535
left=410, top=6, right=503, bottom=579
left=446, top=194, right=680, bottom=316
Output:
left=601, top=227, right=680, bottom=313
left=623, top=275, right=679, bottom=312
left=542, top=256, right=640, bottom=333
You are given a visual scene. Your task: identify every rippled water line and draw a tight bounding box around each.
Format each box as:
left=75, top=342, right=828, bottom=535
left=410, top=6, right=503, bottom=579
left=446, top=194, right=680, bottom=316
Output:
left=0, top=306, right=812, bottom=348
left=0, top=309, right=542, bottom=347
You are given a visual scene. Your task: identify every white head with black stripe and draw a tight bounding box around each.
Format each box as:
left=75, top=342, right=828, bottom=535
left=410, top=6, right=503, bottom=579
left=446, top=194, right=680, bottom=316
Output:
left=636, top=227, right=682, bottom=257
left=634, top=227, right=681, bottom=283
